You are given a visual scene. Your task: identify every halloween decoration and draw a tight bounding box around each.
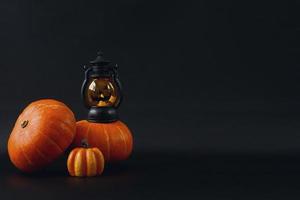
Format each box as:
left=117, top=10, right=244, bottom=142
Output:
left=67, top=139, right=104, bottom=177
left=8, top=99, right=76, bottom=172
left=81, top=51, right=122, bottom=122
left=73, top=51, right=133, bottom=162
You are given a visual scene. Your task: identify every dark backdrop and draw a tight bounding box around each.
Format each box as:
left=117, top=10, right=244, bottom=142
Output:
left=1, top=0, right=300, bottom=154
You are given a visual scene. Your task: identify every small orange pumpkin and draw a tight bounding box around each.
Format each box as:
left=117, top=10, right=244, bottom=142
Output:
left=72, top=120, right=133, bottom=162
left=8, top=99, right=76, bottom=172
left=67, top=140, right=105, bottom=177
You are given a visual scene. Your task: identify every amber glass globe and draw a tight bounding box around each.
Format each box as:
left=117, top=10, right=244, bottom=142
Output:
left=84, top=78, right=119, bottom=107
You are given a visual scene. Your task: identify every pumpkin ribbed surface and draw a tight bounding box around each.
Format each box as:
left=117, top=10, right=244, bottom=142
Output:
left=67, top=147, right=104, bottom=177
left=8, top=99, right=76, bottom=172
left=73, top=120, right=133, bottom=162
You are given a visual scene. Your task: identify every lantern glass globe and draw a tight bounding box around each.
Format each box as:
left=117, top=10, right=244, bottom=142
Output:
left=84, top=78, right=119, bottom=107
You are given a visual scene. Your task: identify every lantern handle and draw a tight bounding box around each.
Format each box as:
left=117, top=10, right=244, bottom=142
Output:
left=81, top=65, right=92, bottom=108
left=112, top=64, right=123, bottom=108
left=83, top=65, right=92, bottom=79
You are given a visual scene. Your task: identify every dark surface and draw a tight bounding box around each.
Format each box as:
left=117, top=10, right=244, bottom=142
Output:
left=2, top=113, right=300, bottom=199
left=1, top=0, right=300, bottom=199
left=3, top=151, right=300, bottom=200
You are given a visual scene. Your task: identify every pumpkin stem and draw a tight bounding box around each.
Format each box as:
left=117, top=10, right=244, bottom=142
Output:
left=21, top=120, right=29, bottom=128
left=81, top=139, right=89, bottom=148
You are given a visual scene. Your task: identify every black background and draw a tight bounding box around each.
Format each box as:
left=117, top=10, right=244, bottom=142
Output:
left=1, top=0, right=300, bottom=199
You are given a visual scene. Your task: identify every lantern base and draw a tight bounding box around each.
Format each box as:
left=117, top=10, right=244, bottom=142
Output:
left=87, top=107, right=118, bottom=123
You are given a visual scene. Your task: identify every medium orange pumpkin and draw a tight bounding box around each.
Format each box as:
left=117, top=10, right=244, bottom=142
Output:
left=67, top=140, right=105, bottom=177
left=72, top=120, right=133, bottom=162
left=8, top=99, right=76, bottom=172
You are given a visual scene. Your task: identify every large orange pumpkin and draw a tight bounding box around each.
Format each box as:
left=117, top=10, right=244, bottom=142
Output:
left=8, top=99, right=76, bottom=172
left=72, top=120, right=133, bottom=162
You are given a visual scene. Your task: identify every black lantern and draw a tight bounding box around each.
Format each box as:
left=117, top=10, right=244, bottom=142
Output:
left=81, top=51, right=122, bottom=123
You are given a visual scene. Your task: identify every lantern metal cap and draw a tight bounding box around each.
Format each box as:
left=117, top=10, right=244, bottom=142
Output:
left=87, top=51, right=117, bottom=78
left=90, top=51, right=111, bottom=67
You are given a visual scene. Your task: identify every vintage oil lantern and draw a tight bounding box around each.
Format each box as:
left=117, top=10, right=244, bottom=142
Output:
left=81, top=51, right=122, bottom=122
left=72, top=51, right=133, bottom=162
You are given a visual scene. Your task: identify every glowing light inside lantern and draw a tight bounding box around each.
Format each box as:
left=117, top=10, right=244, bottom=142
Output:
left=85, top=78, right=118, bottom=107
